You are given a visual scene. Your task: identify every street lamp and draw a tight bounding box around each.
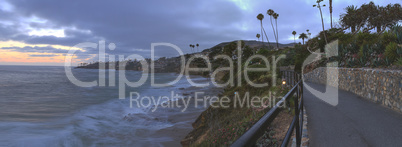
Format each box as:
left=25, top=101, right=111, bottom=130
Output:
left=281, top=78, right=287, bottom=90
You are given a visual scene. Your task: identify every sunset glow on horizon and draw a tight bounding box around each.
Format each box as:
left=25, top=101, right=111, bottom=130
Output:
left=0, top=40, right=86, bottom=66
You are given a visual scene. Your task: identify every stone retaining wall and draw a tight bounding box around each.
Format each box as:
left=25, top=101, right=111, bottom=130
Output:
left=303, top=67, right=402, bottom=113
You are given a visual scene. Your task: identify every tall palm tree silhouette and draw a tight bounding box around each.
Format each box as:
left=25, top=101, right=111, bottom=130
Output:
left=189, top=44, right=194, bottom=53
left=256, top=34, right=260, bottom=42
left=292, top=31, right=297, bottom=44
left=267, top=9, right=277, bottom=46
left=257, top=13, right=265, bottom=47
left=273, top=13, right=279, bottom=49
left=329, top=0, right=333, bottom=28
left=299, top=33, right=308, bottom=45
left=196, top=44, right=199, bottom=52
left=313, top=0, right=328, bottom=44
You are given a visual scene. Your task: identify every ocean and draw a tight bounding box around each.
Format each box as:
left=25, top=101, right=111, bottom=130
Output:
left=0, top=65, right=216, bottom=146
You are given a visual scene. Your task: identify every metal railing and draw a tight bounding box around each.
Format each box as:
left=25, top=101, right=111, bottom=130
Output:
left=231, top=71, right=303, bottom=147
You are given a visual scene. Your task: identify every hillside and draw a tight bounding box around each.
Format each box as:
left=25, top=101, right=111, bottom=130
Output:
left=202, top=40, right=296, bottom=52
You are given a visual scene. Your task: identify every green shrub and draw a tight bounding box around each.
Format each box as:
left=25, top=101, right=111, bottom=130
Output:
left=356, top=32, right=378, bottom=46
left=346, top=41, right=360, bottom=54
left=395, top=57, right=402, bottom=66
left=358, top=41, right=370, bottom=58
left=335, top=33, right=353, bottom=44
left=391, top=24, right=402, bottom=44
left=381, top=31, right=397, bottom=46
left=256, top=48, right=270, bottom=56
left=397, top=46, right=402, bottom=56
left=385, top=42, right=398, bottom=62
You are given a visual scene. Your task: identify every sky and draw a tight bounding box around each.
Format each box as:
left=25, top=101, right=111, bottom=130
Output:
left=0, top=0, right=400, bottom=66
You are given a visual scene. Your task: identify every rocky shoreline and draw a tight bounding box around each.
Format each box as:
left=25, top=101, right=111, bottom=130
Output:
left=121, top=76, right=223, bottom=146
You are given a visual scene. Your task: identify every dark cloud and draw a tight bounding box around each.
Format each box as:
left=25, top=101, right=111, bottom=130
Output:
left=1, top=46, right=69, bottom=54
left=0, top=0, right=400, bottom=62
left=2, top=0, right=248, bottom=59
left=28, top=54, right=58, bottom=57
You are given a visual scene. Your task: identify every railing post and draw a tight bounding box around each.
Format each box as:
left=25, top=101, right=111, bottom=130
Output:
left=295, top=84, right=301, bottom=147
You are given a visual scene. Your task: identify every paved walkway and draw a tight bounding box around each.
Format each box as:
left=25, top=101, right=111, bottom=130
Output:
left=304, top=82, right=402, bottom=147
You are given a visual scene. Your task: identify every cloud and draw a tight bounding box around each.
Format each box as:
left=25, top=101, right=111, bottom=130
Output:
left=1, top=46, right=68, bottom=54
left=28, top=54, right=58, bottom=57
left=1, top=0, right=250, bottom=59
left=0, top=0, right=401, bottom=65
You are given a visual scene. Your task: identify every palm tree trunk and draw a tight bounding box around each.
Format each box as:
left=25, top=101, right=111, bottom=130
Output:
left=302, top=38, right=305, bottom=45
left=270, top=17, right=277, bottom=44
left=330, top=0, right=333, bottom=28
left=330, top=13, right=333, bottom=29
left=261, top=21, right=264, bottom=47
left=294, top=35, right=296, bottom=44
left=319, top=5, right=328, bottom=44
left=262, top=26, right=271, bottom=48
left=275, top=19, right=279, bottom=49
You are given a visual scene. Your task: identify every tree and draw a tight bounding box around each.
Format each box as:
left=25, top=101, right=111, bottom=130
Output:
left=256, top=33, right=260, bottom=41
left=329, top=0, right=333, bottom=28
left=257, top=14, right=265, bottom=46
left=376, top=3, right=402, bottom=34
left=257, top=14, right=271, bottom=48
left=299, top=33, right=308, bottom=45
left=340, top=5, right=358, bottom=33
left=313, top=0, right=328, bottom=44
left=340, top=2, right=401, bottom=35
left=355, top=2, right=378, bottom=34
left=306, top=29, right=311, bottom=39
left=189, top=44, right=193, bottom=53
left=196, top=43, right=199, bottom=52
left=292, top=31, right=297, bottom=44
left=273, top=13, right=279, bottom=49
left=267, top=9, right=277, bottom=46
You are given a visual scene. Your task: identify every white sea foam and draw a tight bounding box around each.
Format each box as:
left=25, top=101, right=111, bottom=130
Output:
left=0, top=66, right=199, bottom=146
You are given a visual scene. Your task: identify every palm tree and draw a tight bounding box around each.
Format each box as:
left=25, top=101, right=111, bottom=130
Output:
left=329, top=0, right=333, bottom=28
left=292, top=31, right=297, bottom=44
left=257, top=14, right=265, bottom=46
left=267, top=9, right=277, bottom=46
left=299, top=33, right=308, bottom=45
left=273, top=13, right=279, bottom=49
left=340, top=5, right=358, bottom=33
left=196, top=43, right=199, bottom=52
left=256, top=33, right=260, bottom=41
left=189, top=44, right=193, bottom=53
left=261, top=26, right=271, bottom=48
left=313, top=0, right=328, bottom=44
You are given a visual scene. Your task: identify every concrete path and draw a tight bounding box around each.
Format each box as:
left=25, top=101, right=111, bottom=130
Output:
left=303, top=82, right=402, bottom=147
